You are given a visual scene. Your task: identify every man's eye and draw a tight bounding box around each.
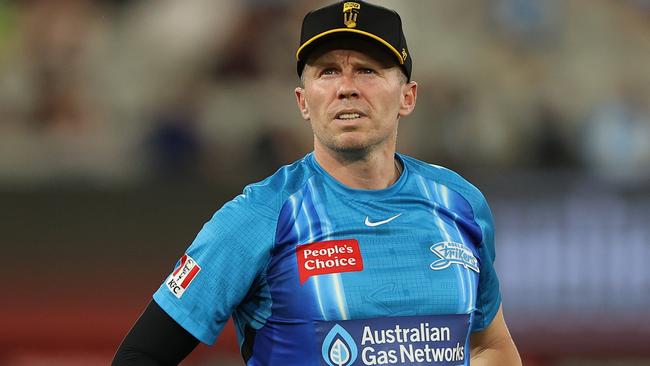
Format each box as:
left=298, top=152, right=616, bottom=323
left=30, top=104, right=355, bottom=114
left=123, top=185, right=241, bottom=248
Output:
left=359, top=68, right=375, bottom=74
left=321, top=68, right=337, bottom=76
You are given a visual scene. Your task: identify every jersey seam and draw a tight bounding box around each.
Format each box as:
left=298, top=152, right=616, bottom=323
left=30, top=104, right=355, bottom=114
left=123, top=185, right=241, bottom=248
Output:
left=412, top=171, right=483, bottom=245
left=247, top=170, right=319, bottom=331
left=414, top=170, right=496, bottom=333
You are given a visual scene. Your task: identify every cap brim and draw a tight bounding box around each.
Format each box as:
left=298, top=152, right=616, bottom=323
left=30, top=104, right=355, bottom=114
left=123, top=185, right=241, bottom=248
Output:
left=296, top=28, right=405, bottom=65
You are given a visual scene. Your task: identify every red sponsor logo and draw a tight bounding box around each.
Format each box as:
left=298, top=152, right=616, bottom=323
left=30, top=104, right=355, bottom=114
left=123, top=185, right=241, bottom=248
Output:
left=166, top=254, right=201, bottom=298
left=296, top=239, right=363, bottom=284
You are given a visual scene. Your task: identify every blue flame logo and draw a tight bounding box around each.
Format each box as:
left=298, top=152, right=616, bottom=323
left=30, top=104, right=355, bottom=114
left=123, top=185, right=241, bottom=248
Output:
left=321, top=324, right=357, bottom=366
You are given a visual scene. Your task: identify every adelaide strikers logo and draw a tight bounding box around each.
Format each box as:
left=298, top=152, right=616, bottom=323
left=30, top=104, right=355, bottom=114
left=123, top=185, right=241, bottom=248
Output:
left=322, top=324, right=358, bottom=366
left=430, top=241, right=479, bottom=273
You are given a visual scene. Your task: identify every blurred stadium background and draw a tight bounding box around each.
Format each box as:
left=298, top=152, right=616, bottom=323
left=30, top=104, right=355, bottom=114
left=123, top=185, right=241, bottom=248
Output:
left=1, top=0, right=649, bottom=365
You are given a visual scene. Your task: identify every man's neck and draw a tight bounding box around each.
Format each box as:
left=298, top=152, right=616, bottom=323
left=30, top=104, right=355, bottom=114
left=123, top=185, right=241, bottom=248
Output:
left=313, top=144, right=401, bottom=190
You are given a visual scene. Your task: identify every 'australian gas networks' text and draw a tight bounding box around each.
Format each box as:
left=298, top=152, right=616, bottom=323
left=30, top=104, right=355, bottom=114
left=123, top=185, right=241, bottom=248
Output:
left=359, top=323, right=464, bottom=365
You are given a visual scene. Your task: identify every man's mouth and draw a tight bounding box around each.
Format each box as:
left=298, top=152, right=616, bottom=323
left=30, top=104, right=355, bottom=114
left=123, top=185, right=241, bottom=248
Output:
left=337, top=113, right=362, bottom=120
left=334, top=110, right=366, bottom=120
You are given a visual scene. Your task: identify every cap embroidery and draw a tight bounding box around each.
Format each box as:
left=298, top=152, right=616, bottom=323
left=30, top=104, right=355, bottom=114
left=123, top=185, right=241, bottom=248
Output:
left=343, top=2, right=360, bottom=28
left=402, top=48, right=408, bottom=61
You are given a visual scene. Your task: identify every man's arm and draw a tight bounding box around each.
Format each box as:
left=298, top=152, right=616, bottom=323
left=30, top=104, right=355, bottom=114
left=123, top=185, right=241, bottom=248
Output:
left=470, top=305, right=522, bottom=366
left=112, top=300, right=199, bottom=365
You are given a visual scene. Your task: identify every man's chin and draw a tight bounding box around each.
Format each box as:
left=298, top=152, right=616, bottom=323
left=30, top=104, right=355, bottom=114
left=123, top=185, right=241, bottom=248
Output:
left=328, top=139, right=374, bottom=155
left=316, top=133, right=384, bottom=156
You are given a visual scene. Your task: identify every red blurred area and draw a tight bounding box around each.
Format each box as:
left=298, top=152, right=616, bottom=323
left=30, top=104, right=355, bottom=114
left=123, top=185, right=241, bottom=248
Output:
left=0, top=269, right=240, bottom=365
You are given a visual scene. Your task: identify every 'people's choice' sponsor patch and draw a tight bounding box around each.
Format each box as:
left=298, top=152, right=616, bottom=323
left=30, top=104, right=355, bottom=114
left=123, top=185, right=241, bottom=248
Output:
left=296, top=239, right=363, bottom=284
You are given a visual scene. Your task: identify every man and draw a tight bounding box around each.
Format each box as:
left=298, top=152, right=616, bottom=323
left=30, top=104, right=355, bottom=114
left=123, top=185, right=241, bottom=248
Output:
left=113, top=1, right=521, bottom=365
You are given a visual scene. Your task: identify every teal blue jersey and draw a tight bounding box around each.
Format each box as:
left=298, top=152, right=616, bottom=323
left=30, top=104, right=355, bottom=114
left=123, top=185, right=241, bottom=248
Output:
left=153, top=153, right=501, bottom=366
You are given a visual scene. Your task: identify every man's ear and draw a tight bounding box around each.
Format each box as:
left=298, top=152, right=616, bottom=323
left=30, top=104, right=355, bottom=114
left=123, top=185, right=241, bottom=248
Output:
left=398, top=81, right=417, bottom=118
left=295, top=87, right=310, bottom=120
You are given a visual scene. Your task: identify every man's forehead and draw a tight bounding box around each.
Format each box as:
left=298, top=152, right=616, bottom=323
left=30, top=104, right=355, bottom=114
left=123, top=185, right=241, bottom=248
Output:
left=305, top=37, right=397, bottom=68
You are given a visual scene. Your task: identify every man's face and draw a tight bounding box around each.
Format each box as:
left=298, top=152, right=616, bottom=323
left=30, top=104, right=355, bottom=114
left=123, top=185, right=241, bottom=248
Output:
left=295, top=39, right=417, bottom=156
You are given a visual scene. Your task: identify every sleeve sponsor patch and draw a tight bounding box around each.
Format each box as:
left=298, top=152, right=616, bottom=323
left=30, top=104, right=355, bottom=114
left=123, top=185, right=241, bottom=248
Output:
left=166, top=254, right=201, bottom=298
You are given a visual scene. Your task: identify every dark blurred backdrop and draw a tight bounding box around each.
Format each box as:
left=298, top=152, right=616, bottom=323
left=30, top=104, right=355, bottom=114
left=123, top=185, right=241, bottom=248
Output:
left=1, top=0, right=649, bottom=365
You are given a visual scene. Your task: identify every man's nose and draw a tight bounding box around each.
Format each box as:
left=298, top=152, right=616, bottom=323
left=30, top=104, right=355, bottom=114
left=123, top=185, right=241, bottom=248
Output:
left=337, top=73, right=360, bottom=99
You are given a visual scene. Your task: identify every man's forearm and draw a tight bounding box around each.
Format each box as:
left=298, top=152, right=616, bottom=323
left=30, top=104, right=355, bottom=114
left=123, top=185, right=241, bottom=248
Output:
left=470, top=336, right=522, bottom=366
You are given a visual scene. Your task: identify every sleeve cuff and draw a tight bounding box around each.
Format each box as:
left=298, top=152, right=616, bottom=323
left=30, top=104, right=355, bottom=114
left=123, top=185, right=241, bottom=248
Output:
left=153, top=291, right=222, bottom=345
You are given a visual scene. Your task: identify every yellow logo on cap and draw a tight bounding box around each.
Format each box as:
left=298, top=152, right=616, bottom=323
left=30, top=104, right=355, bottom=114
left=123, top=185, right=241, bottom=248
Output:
left=343, top=2, right=360, bottom=28
left=402, top=48, right=408, bottom=61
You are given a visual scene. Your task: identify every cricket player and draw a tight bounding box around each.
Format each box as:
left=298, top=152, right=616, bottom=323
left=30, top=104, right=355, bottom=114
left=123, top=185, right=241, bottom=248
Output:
left=113, top=1, right=521, bottom=365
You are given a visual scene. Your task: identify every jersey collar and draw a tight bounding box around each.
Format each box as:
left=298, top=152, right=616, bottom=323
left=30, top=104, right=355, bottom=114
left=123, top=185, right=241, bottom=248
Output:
left=307, top=152, right=408, bottom=201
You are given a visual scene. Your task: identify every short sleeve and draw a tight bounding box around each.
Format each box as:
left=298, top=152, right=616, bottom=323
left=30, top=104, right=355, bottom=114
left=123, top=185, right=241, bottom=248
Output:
left=470, top=195, right=502, bottom=333
left=153, top=191, right=277, bottom=345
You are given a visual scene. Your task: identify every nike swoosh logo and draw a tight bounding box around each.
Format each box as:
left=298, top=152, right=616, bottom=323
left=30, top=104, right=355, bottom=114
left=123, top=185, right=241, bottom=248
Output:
left=364, top=213, right=402, bottom=227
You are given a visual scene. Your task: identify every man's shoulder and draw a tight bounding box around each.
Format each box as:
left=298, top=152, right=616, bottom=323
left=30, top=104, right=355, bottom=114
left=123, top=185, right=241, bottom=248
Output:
left=232, top=154, right=317, bottom=212
left=401, top=154, right=488, bottom=206
left=402, top=154, right=474, bottom=188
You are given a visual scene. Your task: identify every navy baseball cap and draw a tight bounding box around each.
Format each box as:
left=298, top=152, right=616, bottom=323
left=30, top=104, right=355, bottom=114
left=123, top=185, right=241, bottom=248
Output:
left=296, top=1, right=412, bottom=80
